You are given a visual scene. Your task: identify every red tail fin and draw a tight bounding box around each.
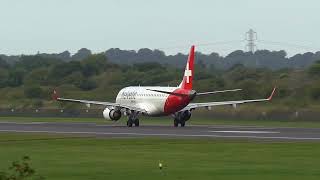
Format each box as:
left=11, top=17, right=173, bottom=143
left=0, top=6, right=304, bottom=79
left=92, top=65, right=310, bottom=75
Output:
left=179, top=45, right=195, bottom=90
left=52, top=89, right=59, bottom=100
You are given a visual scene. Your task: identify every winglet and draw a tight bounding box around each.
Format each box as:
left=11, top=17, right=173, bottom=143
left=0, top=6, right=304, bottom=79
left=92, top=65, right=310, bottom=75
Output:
left=52, top=89, right=59, bottom=101
left=267, top=87, right=276, bottom=100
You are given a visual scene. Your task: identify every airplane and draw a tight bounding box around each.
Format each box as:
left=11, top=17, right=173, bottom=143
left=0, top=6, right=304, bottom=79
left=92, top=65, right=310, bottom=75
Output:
left=52, top=45, right=276, bottom=127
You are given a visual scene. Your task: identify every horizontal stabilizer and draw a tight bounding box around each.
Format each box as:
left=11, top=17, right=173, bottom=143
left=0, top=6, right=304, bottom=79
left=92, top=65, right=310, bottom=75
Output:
left=197, top=89, right=242, bottom=95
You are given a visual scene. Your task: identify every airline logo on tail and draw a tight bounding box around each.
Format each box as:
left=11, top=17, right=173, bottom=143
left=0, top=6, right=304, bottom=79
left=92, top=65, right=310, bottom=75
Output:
left=184, top=63, right=192, bottom=83
left=180, top=45, right=195, bottom=90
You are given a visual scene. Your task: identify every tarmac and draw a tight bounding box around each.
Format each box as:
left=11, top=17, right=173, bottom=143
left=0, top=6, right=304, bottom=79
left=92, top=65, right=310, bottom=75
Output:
left=1, top=121, right=320, bottom=141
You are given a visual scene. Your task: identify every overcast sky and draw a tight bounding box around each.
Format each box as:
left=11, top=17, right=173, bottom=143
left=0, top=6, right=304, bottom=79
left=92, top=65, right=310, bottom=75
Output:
left=0, top=0, right=319, bottom=56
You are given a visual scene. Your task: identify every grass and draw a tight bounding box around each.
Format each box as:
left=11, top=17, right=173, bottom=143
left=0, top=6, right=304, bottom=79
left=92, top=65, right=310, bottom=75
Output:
left=1, top=116, right=320, bottom=128
left=0, top=133, right=320, bottom=179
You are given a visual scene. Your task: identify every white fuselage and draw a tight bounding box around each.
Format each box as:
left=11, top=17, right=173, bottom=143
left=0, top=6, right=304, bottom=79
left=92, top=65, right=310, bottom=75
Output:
left=116, top=86, right=178, bottom=116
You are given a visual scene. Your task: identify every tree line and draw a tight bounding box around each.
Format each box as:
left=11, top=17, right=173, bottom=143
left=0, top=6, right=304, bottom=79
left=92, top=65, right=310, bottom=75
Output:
left=0, top=50, right=320, bottom=110
left=1, top=48, right=320, bottom=70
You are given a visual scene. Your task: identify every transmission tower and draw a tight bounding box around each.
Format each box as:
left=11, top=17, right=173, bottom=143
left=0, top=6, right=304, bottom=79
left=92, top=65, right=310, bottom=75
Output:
left=245, top=29, right=257, bottom=53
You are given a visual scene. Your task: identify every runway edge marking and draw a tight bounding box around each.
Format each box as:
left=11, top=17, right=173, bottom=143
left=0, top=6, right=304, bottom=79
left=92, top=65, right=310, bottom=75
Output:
left=209, top=130, right=280, bottom=134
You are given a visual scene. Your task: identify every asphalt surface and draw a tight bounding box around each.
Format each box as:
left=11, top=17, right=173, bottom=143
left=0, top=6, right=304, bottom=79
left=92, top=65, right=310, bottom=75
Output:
left=1, top=122, right=320, bottom=141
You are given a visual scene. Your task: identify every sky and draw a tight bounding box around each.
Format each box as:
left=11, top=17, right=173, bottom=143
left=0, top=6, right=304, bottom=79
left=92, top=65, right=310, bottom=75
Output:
left=0, top=0, right=319, bottom=56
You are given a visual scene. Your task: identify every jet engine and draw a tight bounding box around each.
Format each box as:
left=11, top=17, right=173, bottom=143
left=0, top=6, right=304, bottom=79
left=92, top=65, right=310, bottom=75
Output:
left=103, top=108, right=121, bottom=121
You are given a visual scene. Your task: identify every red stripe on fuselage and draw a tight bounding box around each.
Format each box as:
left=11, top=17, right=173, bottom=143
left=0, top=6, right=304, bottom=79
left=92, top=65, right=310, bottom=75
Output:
left=163, top=88, right=192, bottom=115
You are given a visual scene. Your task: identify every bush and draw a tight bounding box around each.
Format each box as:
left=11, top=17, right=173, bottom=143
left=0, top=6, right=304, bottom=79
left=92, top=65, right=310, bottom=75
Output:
left=24, top=86, right=43, bottom=98
left=78, top=79, right=97, bottom=91
left=0, top=68, right=9, bottom=88
left=7, top=69, right=25, bottom=87
left=310, top=86, right=320, bottom=100
left=81, top=54, right=107, bottom=77
left=0, top=156, right=44, bottom=180
left=308, top=61, right=320, bottom=76
left=32, top=100, right=44, bottom=108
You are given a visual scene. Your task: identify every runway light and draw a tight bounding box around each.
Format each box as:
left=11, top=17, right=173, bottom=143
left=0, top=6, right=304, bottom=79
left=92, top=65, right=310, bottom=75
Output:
left=159, top=161, right=163, bottom=170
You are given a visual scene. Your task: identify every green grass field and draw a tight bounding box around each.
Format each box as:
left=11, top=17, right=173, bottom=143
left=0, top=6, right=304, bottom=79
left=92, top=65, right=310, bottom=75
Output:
left=0, top=133, right=320, bottom=180
left=1, top=116, right=320, bottom=128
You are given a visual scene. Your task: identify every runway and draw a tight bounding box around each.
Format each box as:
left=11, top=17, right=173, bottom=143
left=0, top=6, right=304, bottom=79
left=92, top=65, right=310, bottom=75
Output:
left=1, top=122, right=320, bottom=141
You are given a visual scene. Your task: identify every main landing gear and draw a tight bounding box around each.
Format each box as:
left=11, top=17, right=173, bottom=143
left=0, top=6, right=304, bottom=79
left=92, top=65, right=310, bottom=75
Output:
left=127, top=111, right=139, bottom=127
left=174, top=118, right=185, bottom=127
left=127, top=118, right=139, bottom=127
left=173, top=111, right=192, bottom=127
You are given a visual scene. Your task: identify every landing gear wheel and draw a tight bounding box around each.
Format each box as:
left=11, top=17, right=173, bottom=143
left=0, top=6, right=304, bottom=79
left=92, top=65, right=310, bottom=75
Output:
left=134, top=119, right=140, bottom=127
left=180, top=120, right=185, bottom=127
left=174, top=119, right=179, bottom=127
left=127, top=118, right=133, bottom=127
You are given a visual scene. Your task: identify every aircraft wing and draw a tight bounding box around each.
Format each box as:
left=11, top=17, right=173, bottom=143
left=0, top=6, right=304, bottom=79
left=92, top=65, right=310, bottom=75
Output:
left=181, top=87, right=276, bottom=111
left=57, top=97, right=117, bottom=106
left=57, top=97, right=148, bottom=113
left=53, top=90, right=148, bottom=114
